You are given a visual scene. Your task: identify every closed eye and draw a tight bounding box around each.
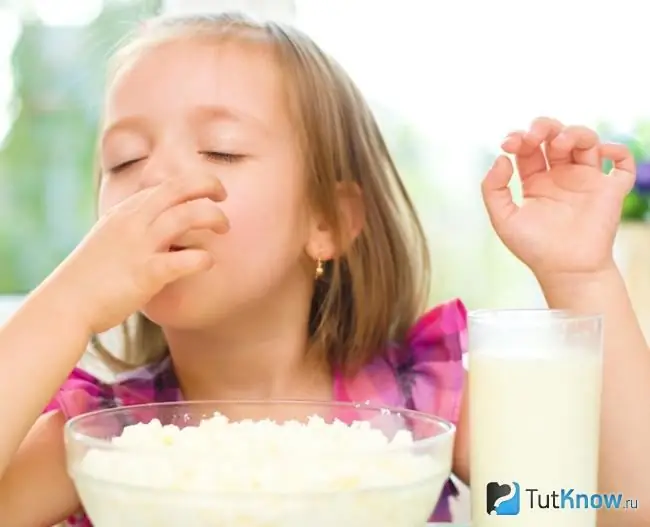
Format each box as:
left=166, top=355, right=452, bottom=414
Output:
left=200, top=151, right=244, bottom=164
left=107, top=158, right=146, bottom=174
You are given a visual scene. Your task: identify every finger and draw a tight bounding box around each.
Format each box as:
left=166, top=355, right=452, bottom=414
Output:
left=147, top=249, right=214, bottom=287
left=600, top=143, right=636, bottom=173
left=151, top=198, right=230, bottom=248
left=501, top=131, right=546, bottom=179
left=528, top=116, right=564, bottom=167
left=528, top=116, right=564, bottom=144
left=548, top=125, right=600, bottom=167
left=103, top=186, right=157, bottom=216
left=500, top=130, right=525, bottom=154
left=481, top=155, right=519, bottom=228
left=500, top=118, right=564, bottom=179
left=600, top=143, right=636, bottom=193
left=142, top=176, right=227, bottom=221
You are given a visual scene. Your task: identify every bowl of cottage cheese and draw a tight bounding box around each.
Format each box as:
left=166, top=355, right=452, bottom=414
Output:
left=64, top=400, right=455, bottom=527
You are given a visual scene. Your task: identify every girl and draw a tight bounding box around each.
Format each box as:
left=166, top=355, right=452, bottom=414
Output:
left=0, top=13, right=647, bottom=526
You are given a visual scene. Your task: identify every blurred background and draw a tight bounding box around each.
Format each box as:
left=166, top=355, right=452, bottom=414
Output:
left=2, top=0, right=650, bottom=522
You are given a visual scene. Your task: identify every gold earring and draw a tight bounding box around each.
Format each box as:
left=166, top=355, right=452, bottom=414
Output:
left=315, top=258, right=324, bottom=279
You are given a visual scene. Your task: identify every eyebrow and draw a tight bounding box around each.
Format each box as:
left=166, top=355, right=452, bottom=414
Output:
left=102, top=104, right=268, bottom=145
left=192, top=104, right=267, bottom=131
left=101, top=115, right=149, bottom=148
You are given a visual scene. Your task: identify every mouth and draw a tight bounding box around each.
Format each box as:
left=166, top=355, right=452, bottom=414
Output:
left=168, top=245, right=187, bottom=252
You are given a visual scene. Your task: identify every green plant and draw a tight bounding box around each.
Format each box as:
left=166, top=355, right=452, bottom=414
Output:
left=598, top=124, right=650, bottom=222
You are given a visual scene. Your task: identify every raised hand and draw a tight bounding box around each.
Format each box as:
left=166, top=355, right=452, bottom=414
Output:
left=481, top=117, right=636, bottom=281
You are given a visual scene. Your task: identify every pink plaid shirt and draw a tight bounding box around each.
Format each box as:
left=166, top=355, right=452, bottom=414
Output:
left=47, top=298, right=467, bottom=526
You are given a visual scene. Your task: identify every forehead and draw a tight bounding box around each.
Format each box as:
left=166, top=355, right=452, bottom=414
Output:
left=104, top=37, right=289, bottom=131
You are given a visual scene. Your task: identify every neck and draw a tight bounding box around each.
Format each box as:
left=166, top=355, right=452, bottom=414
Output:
left=163, top=281, right=332, bottom=402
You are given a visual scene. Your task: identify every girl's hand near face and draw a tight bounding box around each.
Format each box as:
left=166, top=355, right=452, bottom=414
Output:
left=55, top=175, right=229, bottom=335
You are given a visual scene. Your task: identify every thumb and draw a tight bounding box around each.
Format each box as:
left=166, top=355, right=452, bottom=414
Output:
left=600, top=143, right=636, bottom=194
left=609, top=168, right=636, bottom=195
left=481, top=155, right=519, bottom=229
left=147, top=250, right=214, bottom=288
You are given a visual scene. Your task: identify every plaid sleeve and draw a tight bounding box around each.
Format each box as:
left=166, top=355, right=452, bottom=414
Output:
left=392, top=298, right=467, bottom=425
left=43, top=368, right=117, bottom=420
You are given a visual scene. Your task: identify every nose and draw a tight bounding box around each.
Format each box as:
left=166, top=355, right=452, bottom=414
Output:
left=138, top=146, right=196, bottom=191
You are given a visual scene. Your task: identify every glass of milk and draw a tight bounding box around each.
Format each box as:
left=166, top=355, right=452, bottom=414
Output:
left=468, top=309, right=602, bottom=527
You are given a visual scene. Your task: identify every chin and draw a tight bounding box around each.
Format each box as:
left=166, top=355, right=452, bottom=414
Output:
left=141, top=279, right=217, bottom=329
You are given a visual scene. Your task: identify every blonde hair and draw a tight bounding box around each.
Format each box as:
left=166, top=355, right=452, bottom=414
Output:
left=92, top=12, right=431, bottom=376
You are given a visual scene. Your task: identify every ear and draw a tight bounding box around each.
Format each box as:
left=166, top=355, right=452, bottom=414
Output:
left=306, top=182, right=364, bottom=261
left=337, top=182, right=365, bottom=247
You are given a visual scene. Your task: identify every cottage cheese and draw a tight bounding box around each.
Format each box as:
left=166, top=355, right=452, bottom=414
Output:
left=71, top=412, right=452, bottom=527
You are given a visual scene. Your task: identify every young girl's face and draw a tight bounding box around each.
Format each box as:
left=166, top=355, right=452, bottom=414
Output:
left=98, top=38, right=319, bottom=328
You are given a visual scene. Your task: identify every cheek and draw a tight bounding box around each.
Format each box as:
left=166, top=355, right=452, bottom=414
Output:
left=96, top=178, right=137, bottom=216
left=219, top=175, right=310, bottom=264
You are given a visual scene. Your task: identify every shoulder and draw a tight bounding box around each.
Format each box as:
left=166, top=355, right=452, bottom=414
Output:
left=403, top=297, right=467, bottom=355
left=44, top=356, right=178, bottom=420
left=337, top=298, right=467, bottom=424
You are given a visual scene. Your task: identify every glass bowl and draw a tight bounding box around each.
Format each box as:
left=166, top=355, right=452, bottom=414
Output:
left=64, top=400, right=455, bottom=527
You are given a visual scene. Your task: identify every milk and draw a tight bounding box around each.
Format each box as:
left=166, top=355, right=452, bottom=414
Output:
left=469, top=349, right=602, bottom=527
